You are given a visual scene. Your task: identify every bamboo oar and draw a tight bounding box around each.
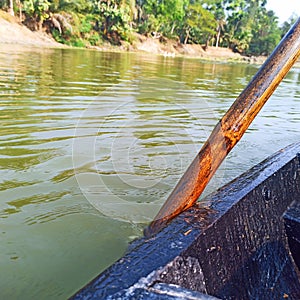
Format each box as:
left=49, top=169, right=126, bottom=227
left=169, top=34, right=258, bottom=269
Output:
left=145, top=17, right=300, bottom=237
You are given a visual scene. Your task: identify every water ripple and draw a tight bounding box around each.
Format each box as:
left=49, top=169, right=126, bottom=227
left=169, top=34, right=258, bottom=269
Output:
left=0, top=47, right=299, bottom=300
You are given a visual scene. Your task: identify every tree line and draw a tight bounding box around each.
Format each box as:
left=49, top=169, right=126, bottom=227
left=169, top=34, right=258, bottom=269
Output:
left=1, top=0, right=298, bottom=56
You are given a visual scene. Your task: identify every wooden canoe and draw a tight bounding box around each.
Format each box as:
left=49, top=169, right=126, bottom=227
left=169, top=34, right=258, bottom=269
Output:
left=71, top=142, right=300, bottom=299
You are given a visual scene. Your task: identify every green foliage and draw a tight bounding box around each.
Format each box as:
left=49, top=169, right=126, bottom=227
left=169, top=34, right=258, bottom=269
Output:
left=57, top=0, right=92, bottom=12
left=247, top=9, right=281, bottom=56
left=79, top=14, right=93, bottom=33
left=88, top=32, right=101, bottom=45
left=51, top=27, right=67, bottom=42
left=0, top=0, right=7, bottom=10
left=280, top=14, right=299, bottom=38
left=218, top=0, right=281, bottom=55
left=70, top=37, right=86, bottom=47
left=12, top=0, right=291, bottom=56
left=23, top=0, right=51, bottom=24
left=92, top=0, right=133, bottom=44
left=184, top=3, right=217, bottom=44
left=138, top=13, right=159, bottom=34
left=139, top=0, right=188, bottom=38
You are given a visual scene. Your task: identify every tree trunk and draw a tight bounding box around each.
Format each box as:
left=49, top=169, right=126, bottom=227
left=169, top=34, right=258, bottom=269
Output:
left=204, top=36, right=210, bottom=50
left=8, top=0, right=14, bottom=16
left=184, top=29, right=190, bottom=44
left=216, top=26, right=221, bottom=48
left=17, top=0, right=22, bottom=21
left=171, top=23, right=176, bottom=35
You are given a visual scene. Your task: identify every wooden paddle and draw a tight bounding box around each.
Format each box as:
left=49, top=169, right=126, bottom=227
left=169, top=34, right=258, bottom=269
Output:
left=145, top=17, right=300, bottom=237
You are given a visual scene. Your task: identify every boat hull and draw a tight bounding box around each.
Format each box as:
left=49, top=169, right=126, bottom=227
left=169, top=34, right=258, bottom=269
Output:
left=71, top=142, right=300, bottom=299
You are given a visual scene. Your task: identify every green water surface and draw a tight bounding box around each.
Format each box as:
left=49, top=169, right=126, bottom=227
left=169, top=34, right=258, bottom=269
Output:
left=0, top=45, right=299, bottom=299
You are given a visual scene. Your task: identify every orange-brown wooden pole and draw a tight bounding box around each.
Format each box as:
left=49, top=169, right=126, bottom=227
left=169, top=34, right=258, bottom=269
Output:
left=146, top=17, right=300, bottom=236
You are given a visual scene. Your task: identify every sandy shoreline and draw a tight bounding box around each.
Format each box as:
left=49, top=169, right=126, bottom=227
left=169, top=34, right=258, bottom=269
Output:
left=0, top=10, right=266, bottom=64
left=0, top=12, right=61, bottom=47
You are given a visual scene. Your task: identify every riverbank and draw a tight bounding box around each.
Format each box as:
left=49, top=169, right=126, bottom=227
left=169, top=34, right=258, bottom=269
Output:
left=0, top=10, right=265, bottom=64
left=0, top=11, right=62, bottom=47
left=130, top=32, right=265, bottom=63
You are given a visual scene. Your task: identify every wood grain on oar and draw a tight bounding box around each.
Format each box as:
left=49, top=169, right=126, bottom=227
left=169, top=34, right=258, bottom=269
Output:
left=145, top=17, right=300, bottom=237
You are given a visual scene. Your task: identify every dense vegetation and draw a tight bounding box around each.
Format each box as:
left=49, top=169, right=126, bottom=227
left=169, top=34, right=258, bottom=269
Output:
left=1, top=0, right=298, bottom=56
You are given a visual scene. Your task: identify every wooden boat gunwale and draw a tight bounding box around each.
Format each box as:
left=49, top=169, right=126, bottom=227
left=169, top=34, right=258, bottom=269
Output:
left=71, top=142, right=300, bottom=299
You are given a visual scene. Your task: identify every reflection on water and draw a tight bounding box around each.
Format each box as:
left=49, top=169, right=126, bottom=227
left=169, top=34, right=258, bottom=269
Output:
left=0, top=45, right=299, bottom=299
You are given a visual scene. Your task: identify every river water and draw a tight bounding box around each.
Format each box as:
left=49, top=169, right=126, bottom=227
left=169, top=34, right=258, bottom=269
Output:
left=0, top=45, right=299, bottom=299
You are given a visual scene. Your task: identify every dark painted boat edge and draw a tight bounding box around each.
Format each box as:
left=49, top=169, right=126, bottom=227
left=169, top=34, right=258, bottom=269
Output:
left=71, top=142, right=300, bottom=299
